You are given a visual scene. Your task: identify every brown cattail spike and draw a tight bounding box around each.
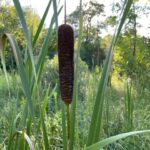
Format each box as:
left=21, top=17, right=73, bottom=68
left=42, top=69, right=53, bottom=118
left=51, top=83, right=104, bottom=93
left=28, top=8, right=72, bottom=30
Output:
left=58, top=24, right=74, bottom=104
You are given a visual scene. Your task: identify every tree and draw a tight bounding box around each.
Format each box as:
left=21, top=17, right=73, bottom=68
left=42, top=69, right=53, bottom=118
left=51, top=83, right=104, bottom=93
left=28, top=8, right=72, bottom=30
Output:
left=104, top=0, right=150, bottom=80
left=0, top=3, right=41, bottom=70
left=67, top=0, right=106, bottom=69
left=67, top=0, right=104, bottom=42
left=0, top=4, right=41, bottom=47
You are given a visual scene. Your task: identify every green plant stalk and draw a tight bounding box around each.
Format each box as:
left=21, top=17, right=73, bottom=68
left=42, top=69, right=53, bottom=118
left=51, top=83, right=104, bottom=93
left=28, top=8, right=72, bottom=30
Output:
left=62, top=102, right=67, bottom=150
left=69, top=13, right=83, bottom=150
left=19, top=129, right=25, bottom=150
left=105, top=92, right=109, bottom=137
left=12, top=131, right=35, bottom=150
left=124, top=82, right=133, bottom=131
left=40, top=107, right=49, bottom=150
left=86, top=0, right=133, bottom=146
left=7, top=118, right=15, bottom=150
left=31, top=6, right=62, bottom=92
left=1, top=34, right=35, bottom=118
left=69, top=1, right=83, bottom=149
left=13, top=0, right=37, bottom=80
left=66, top=104, right=70, bottom=146
left=0, top=1, right=62, bottom=149
left=32, top=0, right=52, bottom=47
left=52, top=0, right=58, bottom=29
left=25, top=116, right=32, bottom=150
left=0, top=38, right=11, bottom=97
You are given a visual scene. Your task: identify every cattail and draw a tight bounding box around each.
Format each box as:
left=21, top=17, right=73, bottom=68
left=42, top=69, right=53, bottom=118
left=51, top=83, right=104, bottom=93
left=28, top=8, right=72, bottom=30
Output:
left=58, top=24, right=74, bottom=104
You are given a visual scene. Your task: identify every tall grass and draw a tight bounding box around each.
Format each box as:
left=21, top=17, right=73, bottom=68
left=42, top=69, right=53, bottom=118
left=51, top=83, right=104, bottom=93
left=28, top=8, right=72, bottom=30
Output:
left=0, top=0, right=150, bottom=149
left=124, top=82, right=133, bottom=131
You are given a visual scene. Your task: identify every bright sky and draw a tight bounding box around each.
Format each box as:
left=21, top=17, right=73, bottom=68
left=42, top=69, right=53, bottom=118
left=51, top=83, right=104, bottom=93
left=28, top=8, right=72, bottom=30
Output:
left=10, top=0, right=150, bottom=37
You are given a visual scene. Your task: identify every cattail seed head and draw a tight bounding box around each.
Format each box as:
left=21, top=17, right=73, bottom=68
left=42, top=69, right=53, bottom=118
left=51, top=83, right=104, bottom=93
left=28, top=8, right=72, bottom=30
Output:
left=58, top=24, right=74, bottom=104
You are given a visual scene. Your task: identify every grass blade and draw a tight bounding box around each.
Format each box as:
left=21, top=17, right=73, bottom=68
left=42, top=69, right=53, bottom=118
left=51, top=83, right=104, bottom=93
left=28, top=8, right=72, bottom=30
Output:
left=0, top=37, right=10, bottom=95
left=13, top=131, right=35, bottom=150
left=124, top=83, right=133, bottom=130
left=61, top=102, right=67, bottom=150
left=19, top=129, right=25, bottom=150
left=37, top=84, right=57, bottom=131
left=86, top=130, right=150, bottom=150
left=40, top=108, right=50, bottom=150
left=86, top=0, right=133, bottom=145
left=69, top=9, right=83, bottom=150
left=13, top=0, right=37, bottom=79
left=32, top=6, right=62, bottom=89
left=42, top=84, right=57, bottom=113
left=32, top=0, right=53, bottom=47
left=52, top=0, right=58, bottom=29
left=7, top=113, right=21, bottom=150
left=1, top=33, right=34, bottom=117
left=25, top=115, right=32, bottom=150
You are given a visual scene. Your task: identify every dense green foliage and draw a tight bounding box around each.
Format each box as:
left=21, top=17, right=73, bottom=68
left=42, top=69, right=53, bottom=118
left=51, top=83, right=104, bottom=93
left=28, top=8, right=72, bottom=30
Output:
left=0, top=0, right=150, bottom=149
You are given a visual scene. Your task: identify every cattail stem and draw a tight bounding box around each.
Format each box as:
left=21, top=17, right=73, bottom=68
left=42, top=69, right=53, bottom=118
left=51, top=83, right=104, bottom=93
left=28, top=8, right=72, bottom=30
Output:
left=64, top=0, right=66, bottom=24
left=66, top=104, right=70, bottom=140
left=58, top=23, right=74, bottom=148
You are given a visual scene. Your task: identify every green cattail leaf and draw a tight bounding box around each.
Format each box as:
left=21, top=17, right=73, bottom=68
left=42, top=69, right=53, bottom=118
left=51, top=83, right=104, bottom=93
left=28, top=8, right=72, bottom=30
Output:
left=32, top=0, right=53, bottom=47
left=0, top=37, right=10, bottom=94
left=0, top=33, right=34, bottom=118
left=61, top=102, right=67, bottom=150
left=69, top=12, right=83, bottom=150
left=7, top=113, right=21, bottom=150
left=13, top=131, right=35, bottom=150
left=25, top=115, right=32, bottom=150
left=13, top=0, right=37, bottom=80
left=40, top=108, right=50, bottom=150
left=32, top=6, right=62, bottom=91
left=87, top=0, right=133, bottom=146
left=52, top=0, right=58, bottom=29
left=86, top=130, right=150, bottom=150
left=19, top=129, right=25, bottom=150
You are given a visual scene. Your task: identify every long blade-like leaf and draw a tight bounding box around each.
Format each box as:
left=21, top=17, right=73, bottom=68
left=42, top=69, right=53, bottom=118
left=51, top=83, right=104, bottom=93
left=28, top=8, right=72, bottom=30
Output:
left=13, top=131, right=35, bottom=150
left=32, top=0, right=53, bottom=47
left=40, top=109, right=50, bottom=149
left=52, top=0, right=58, bottom=29
left=13, top=0, right=37, bottom=79
left=1, top=34, right=34, bottom=117
left=0, top=37, right=10, bottom=93
left=69, top=8, right=83, bottom=150
left=31, top=6, right=62, bottom=90
left=86, top=130, right=150, bottom=150
left=61, top=102, right=67, bottom=150
left=86, top=0, right=133, bottom=145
